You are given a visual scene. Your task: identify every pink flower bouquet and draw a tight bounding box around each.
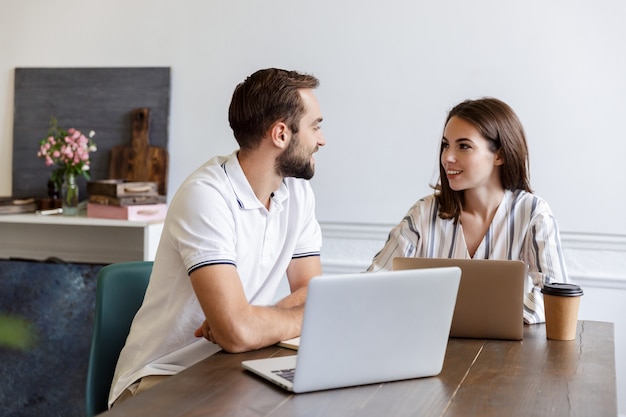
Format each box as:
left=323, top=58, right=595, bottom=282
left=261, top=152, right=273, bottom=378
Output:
left=37, top=117, right=97, bottom=191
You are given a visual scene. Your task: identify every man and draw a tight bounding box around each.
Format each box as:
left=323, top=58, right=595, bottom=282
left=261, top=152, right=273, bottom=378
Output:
left=108, top=68, right=325, bottom=407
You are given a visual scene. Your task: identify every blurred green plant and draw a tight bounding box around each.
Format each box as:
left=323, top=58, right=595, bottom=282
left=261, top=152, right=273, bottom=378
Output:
left=0, top=313, right=37, bottom=351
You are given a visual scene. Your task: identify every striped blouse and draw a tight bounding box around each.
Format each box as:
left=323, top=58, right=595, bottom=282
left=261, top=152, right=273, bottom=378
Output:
left=367, top=189, right=569, bottom=324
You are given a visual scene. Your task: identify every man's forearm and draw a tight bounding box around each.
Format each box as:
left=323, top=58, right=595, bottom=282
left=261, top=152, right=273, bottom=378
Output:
left=275, top=286, right=308, bottom=309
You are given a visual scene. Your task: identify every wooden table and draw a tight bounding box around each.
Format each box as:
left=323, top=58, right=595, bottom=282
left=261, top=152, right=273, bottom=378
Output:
left=100, top=321, right=617, bottom=417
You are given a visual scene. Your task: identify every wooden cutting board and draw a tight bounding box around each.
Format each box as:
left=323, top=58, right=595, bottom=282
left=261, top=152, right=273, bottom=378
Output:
left=109, top=108, right=169, bottom=195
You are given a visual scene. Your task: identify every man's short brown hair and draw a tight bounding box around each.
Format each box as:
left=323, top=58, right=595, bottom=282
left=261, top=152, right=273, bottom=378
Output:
left=228, top=68, right=319, bottom=149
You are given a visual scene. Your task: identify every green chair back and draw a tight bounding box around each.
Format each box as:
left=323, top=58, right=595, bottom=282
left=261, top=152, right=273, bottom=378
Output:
left=85, top=261, right=153, bottom=417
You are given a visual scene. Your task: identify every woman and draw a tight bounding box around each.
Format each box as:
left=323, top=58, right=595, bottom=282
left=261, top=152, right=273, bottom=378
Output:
left=368, top=97, right=568, bottom=324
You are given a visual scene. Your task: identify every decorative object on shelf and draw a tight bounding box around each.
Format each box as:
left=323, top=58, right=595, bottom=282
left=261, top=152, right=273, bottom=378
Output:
left=0, top=197, right=37, bottom=215
left=39, top=179, right=62, bottom=211
left=86, top=202, right=168, bottom=221
left=62, top=172, right=79, bottom=215
left=86, top=179, right=167, bottom=220
left=36, top=117, right=97, bottom=215
left=47, top=179, right=60, bottom=200
left=109, top=108, right=169, bottom=196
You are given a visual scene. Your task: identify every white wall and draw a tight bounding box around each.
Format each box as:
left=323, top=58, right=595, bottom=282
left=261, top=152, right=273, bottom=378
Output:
left=1, top=0, right=625, bottom=414
left=2, top=1, right=626, bottom=235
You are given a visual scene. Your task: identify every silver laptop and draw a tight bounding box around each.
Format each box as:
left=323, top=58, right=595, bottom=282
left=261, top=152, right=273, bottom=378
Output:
left=241, top=267, right=461, bottom=393
left=393, top=258, right=527, bottom=340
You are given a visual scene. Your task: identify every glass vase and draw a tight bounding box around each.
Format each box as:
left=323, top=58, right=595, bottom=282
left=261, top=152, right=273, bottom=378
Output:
left=62, top=172, right=79, bottom=216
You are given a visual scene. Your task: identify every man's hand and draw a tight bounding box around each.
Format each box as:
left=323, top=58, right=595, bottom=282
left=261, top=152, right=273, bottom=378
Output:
left=194, top=320, right=217, bottom=344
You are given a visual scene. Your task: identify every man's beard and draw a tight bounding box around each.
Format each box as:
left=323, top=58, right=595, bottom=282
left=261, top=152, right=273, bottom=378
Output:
left=276, top=134, right=316, bottom=180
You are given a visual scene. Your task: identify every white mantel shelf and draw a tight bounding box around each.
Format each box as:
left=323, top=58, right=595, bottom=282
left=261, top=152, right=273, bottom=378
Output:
left=0, top=213, right=164, bottom=264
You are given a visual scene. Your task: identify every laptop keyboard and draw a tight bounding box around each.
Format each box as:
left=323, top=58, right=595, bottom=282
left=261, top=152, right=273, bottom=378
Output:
left=272, top=368, right=295, bottom=382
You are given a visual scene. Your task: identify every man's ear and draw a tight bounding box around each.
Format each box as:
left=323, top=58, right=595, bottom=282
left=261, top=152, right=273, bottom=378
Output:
left=270, top=121, right=291, bottom=149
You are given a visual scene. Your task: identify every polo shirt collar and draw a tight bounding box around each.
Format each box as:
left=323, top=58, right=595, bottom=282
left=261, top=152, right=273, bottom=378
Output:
left=223, top=151, right=288, bottom=210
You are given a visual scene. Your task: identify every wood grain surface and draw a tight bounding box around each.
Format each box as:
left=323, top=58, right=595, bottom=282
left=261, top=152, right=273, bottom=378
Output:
left=101, top=321, right=617, bottom=417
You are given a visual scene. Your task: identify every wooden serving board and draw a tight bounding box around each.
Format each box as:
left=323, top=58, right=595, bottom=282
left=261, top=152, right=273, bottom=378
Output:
left=109, top=108, right=169, bottom=195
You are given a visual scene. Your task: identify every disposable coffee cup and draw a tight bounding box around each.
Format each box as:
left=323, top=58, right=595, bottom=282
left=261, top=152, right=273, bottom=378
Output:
left=541, top=283, right=584, bottom=341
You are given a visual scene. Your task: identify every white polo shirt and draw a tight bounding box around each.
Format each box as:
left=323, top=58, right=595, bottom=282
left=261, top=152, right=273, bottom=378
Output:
left=108, top=151, right=322, bottom=407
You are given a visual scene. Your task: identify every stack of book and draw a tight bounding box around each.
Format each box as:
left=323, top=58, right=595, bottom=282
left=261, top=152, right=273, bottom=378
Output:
left=86, top=180, right=167, bottom=221
left=0, top=197, right=37, bottom=215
